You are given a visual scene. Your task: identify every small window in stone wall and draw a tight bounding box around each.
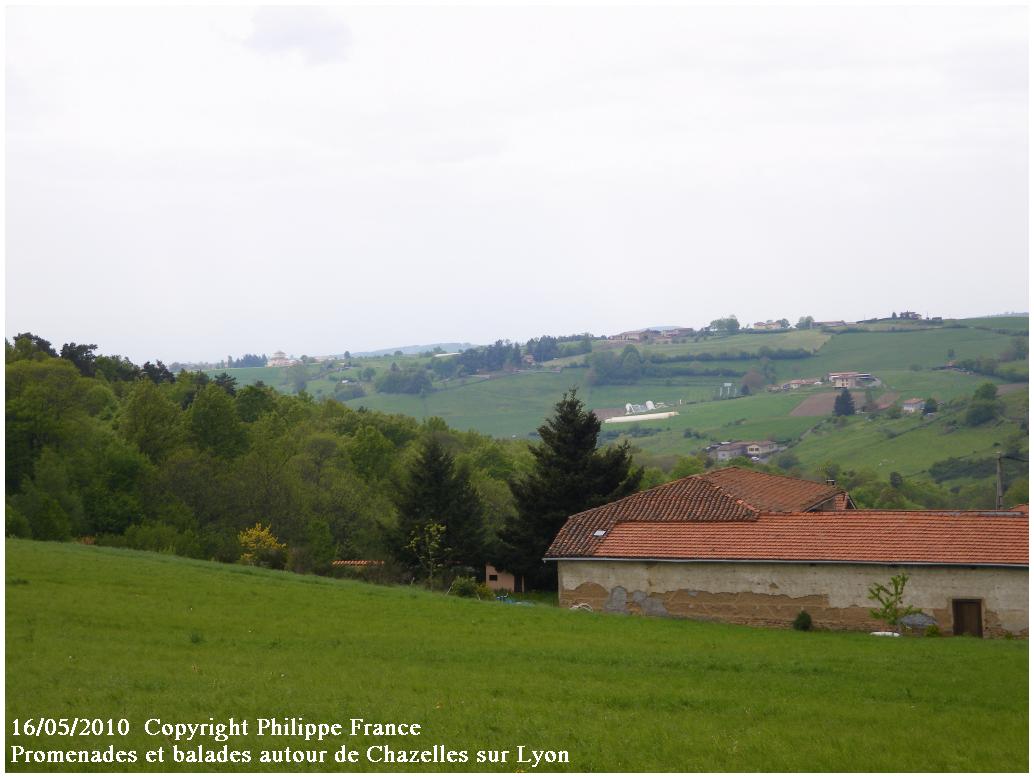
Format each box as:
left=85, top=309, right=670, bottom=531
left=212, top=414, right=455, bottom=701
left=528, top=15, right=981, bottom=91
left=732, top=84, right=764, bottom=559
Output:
left=489, top=574, right=498, bottom=581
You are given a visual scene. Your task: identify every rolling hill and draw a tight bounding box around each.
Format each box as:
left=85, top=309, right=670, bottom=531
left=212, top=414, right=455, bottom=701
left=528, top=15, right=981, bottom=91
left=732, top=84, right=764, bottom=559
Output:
left=206, top=317, right=1028, bottom=491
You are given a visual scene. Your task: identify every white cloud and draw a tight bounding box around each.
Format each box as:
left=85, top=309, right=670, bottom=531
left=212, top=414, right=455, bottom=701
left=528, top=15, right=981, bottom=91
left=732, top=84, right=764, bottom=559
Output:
left=244, top=6, right=350, bottom=65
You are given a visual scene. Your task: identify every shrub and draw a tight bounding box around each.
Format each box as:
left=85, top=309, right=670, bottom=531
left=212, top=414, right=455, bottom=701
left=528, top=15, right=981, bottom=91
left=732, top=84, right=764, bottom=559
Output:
left=450, top=575, right=479, bottom=598
left=238, top=523, right=287, bottom=569
left=924, top=625, right=941, bottom=638
left=792, top=610, right=813, bottom=631
left=964, top=400, right=998, bottom=426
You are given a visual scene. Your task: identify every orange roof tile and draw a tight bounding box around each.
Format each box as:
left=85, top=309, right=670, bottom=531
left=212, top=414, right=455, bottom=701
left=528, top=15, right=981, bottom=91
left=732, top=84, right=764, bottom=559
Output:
left=586, top=511, right=1028, bottom=567
left=545, top=469, right=1028, bottom=566
left=545, top=467, right=847, bottom=558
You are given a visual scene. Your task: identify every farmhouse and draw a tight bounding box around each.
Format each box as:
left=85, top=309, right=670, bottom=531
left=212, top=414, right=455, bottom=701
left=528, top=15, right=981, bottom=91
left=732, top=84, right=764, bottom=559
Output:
left=612, top=329, right=653, bottom=343
left=545, top=468, right=1028, bottom=637
left=744, top=441, right=778, bottom=457
left=267, top=350, right=299, bottom=367
left=902, top=398, right=926, bottom=414
left=780, top=377, right=821, bottom=391
left=827, top=371, right=874, bottom=388
left=713, top=442, right=747, bottom=461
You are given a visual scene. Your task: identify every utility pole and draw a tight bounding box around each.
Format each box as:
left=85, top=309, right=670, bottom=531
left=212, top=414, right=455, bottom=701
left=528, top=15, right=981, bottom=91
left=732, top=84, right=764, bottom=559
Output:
left=995, top=451, right=1004, bottom=510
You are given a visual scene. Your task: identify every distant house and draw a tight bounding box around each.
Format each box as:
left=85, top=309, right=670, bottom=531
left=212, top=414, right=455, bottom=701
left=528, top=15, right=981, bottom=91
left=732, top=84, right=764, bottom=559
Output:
left=902, top=398, right=926, bottom=414
left=546, top=467, right=1028, bottom=637
left=781, top=377, right=821, bottom=390
left=592, top=407, right=625, bottom=422
left=745, top=441, right=779, bottom=457
left=612, top=329, right=654, bottom=343
left=485, top=564, right=524, bottom=593
left=267, top=350, right=299, bottom=367
left=522, top=354, right=536, bottom=365
left=714, top=442, right=748, bottom=461
left=827, top=371, right=874, bottom=388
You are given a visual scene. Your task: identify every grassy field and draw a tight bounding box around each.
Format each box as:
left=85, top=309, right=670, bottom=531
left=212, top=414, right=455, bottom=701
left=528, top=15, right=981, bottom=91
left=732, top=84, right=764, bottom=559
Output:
left=5, top=540, right=1029, bottom=772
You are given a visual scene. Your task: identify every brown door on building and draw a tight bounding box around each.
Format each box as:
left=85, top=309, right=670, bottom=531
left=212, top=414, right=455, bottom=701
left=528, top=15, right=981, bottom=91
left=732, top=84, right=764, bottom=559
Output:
left=952, top=600, right=983, bottom=637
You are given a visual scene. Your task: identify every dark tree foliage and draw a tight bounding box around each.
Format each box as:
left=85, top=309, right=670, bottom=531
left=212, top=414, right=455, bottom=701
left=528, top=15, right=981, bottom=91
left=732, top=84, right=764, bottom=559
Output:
left=60, top=342, right=98, bottom=377
left=227, top=353, right=267, bottom=368
left=498, top=389, right=643, bottom=589
left=375, top=367, right=432, bottom=394
left=142, top=360, right=176, bottom=384
left=94, top=354, right=141, bottom=383
left=12, top=332, right=58, bottom=358
left=388, top=436, right=486, bottom=572
left=833, top=389, right=856, bottom=416
left=212, top=372, right=239, bottom=396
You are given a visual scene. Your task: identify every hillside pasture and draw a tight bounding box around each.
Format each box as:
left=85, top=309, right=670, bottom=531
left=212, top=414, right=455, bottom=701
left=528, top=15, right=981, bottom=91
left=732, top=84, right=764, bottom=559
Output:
left=789, top=398, right=1027, bottom=478
left=5, top=540, right=1028, bottom=773
left=766, top=328, right=1020, bottom=383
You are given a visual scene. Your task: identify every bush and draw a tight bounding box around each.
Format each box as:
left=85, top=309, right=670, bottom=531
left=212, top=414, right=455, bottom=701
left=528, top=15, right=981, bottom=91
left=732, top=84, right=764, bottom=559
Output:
left=964, top=400, right=998, bottom=426
left=924, top=625, right=941, bottom=638
left=792, top=610, right=813, bottom=631
left=450, top=575, right=479, bottom=598
left=238, top=523, right=287, bottom=569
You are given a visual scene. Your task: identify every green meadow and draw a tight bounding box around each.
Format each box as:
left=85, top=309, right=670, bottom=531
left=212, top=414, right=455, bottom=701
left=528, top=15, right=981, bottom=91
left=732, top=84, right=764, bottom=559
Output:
left=5, top=540, right=1029, bottom=772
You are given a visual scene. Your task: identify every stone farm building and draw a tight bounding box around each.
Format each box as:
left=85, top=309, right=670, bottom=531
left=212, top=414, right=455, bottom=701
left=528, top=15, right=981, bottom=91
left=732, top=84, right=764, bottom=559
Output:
left=545, top=467, right=1028, bottom=637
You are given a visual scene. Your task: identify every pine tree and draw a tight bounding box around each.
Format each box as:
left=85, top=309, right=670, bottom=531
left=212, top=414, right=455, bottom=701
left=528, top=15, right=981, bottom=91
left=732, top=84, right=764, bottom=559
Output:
left=833, top=388, right=856, bottom=416
left=389, top=436, right=485, bottom=572
left=498, top=389, right=643, bottom=589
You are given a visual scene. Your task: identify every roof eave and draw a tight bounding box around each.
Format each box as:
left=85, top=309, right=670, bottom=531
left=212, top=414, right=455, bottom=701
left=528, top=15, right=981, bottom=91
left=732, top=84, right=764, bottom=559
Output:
left=545, top=556, right=1028, bottom=569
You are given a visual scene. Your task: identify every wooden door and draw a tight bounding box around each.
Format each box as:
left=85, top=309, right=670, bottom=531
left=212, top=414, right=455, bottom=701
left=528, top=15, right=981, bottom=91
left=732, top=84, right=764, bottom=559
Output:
left=952, top=599, right=983, bottom=637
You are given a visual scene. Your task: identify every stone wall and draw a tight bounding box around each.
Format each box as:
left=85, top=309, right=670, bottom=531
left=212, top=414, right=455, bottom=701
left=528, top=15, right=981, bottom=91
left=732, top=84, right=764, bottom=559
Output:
left=557, top=560, right=1028, bottom=637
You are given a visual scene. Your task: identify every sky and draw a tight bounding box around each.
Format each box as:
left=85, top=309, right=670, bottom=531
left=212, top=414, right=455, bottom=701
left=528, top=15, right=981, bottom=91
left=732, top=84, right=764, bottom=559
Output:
left=5, top=5, right=1029, bottom=364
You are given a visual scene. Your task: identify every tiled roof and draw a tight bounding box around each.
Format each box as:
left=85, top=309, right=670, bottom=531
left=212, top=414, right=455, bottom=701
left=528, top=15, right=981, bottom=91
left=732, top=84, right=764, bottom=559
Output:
left=545, top=467, right=1028, bottom=566
left=545, top=467, right=846, bottom=558
left=697, top=467, right=842, bottom=512
left=586, top=510, right=1029, bottom=567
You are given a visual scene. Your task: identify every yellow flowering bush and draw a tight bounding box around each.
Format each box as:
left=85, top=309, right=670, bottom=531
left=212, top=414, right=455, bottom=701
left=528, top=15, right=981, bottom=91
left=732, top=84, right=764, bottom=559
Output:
left=238, top=523, right=287, bottom=569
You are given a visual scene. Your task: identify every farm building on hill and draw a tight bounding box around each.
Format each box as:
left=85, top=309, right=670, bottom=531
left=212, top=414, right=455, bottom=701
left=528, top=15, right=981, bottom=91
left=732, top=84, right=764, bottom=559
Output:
left=545, top=468, right=1028, bottom=637
left=902, top=398, right=926, bottom=413
left=827, top=371, right=874, bottom=388
left=267, top=350, right=299, bottom=367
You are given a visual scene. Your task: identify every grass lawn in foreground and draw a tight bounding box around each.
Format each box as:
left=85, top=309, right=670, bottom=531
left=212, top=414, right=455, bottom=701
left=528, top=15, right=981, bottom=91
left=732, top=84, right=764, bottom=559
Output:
left=5, top=540, right=1028, bottom=772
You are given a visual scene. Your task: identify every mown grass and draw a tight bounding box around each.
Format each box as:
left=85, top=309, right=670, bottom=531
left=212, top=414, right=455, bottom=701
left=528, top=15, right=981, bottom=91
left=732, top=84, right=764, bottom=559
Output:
left=5, top=540, right=1028, bottom=772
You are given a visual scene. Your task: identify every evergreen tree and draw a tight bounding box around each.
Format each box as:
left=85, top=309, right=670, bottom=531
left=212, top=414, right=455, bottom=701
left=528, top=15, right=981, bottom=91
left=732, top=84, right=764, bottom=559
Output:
left=389, top=436, right=485, bottom=572
left=833, top=388, right=856, bottom=416
left=498, top=389, right=643, bottom=589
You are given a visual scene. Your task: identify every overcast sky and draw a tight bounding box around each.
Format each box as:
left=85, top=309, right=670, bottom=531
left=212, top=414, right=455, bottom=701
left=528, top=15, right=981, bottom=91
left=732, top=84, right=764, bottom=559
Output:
left=5, top=5, right=1028, bottom=363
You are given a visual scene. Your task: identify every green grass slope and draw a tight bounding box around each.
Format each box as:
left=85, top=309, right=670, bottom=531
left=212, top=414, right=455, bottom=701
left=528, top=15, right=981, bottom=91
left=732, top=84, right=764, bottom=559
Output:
left=6, top=541, right=1028, bottom=772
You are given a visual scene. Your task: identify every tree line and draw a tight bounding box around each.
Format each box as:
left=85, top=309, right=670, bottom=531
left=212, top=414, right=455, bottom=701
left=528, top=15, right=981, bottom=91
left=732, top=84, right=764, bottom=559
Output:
left=5, top=333, right=642, bottom=591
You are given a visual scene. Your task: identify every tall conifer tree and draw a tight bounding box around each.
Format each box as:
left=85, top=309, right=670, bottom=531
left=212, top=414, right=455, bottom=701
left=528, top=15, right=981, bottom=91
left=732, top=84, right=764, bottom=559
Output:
left=499, top=389, right=642, bottom=589
left=390, top=436, right=486, bottom=573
